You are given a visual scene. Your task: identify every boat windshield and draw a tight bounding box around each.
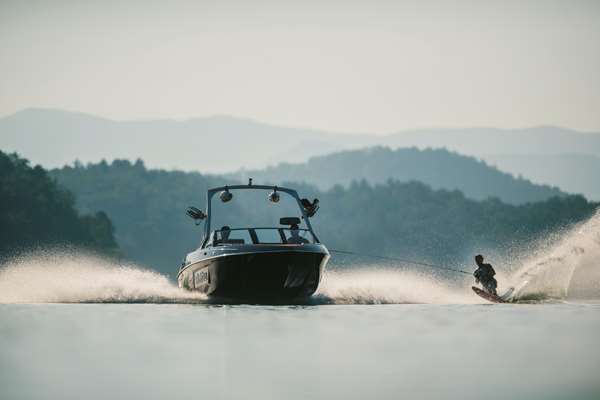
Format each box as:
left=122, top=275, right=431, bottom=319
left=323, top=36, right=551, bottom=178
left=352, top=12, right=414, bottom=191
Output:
left=209, top=228, right=315, bottom=246
left=210, top=187, right=307, bottom=230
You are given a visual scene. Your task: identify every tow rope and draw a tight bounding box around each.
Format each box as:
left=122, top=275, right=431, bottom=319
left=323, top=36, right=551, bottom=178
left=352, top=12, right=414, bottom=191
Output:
left=329, top=249, right=473, bottom=275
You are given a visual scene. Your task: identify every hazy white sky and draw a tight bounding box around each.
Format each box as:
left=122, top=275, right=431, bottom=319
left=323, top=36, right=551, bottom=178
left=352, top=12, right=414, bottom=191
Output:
left=1, top=0, right=599, bottom=133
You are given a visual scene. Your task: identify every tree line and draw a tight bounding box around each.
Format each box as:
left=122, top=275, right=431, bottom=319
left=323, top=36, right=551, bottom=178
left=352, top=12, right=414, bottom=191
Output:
left=50, top=159, right=598, bottom=277
left=0, top=151, right=119, bottom=260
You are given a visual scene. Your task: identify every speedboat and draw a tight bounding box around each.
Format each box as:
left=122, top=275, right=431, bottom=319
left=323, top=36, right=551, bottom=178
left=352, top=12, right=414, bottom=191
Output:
left=177, top=180, right=329, bottom=301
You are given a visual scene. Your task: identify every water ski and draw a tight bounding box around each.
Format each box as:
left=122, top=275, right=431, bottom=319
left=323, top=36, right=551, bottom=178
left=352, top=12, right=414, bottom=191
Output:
left=472, top=286, right=511, bottom=303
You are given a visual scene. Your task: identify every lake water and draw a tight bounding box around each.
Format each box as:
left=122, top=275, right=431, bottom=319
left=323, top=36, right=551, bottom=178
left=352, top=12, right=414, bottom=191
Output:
left=2, top=214, right=599, bottom=399
left=1, top=302, right=599, bottom=400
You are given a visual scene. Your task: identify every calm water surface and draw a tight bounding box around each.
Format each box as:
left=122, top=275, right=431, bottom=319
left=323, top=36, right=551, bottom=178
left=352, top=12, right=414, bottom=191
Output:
left=1, top=303, right=599, bottom=400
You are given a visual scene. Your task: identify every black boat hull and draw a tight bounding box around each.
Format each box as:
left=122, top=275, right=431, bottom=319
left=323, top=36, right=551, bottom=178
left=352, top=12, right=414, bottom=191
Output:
left=178, top=246, right=329, bottom=300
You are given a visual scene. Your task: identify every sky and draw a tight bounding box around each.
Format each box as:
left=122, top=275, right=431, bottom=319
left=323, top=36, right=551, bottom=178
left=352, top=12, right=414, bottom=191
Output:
left=1, top=0, right=599, bottom=133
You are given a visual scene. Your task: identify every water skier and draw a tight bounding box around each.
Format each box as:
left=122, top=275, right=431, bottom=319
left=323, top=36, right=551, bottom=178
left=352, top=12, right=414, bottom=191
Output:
left=474, top=254, right=498, bottom=296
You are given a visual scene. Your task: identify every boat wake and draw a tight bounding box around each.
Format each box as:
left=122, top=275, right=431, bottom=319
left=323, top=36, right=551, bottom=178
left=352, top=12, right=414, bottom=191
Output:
left=0, top=251, right=205, bottom=304
left=2, top=210, right=598, bottom=305
left=0, top=251, right=477, bottom=304
left=313, top=269, right=477, bottom=304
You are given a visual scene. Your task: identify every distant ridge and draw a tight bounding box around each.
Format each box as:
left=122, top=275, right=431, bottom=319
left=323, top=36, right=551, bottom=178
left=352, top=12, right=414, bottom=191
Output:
left=1, top=108, right=599, bottom=198
left=385, top=125, right=600, bottom=156
left=231, top=147, right=565, bottom=205
left=0, top=108, right=351, bottom=172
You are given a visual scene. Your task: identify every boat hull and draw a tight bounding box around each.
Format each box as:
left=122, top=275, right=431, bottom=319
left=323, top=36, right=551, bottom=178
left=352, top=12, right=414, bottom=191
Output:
left=178, top=245, right=329, bottom=301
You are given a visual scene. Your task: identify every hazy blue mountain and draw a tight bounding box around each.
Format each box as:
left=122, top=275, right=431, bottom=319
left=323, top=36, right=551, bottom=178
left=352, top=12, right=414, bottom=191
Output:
left=0, top=108, right=355, bottom=173
left=385, top=126, right=600, bottom=157
left=232, top=147, right=565, bottom=205
left=3, top=108, right=600, bottom=199
left=485, top=154, right=600, bottom=201
left=3, top=108, right=600, bottom=170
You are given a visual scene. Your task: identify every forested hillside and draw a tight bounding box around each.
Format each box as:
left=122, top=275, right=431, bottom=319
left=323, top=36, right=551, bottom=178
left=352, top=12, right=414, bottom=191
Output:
left=52, top=160, right=597, bottom=277
left=51, top=159, right=225, bottom=271
left=0, top=151, right=119, bottom=258
left=233, top=147, right=565, bottom=204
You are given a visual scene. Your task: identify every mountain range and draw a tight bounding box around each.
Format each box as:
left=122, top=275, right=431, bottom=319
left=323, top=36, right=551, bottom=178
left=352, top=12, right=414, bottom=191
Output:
left=2, top=108, right=599, bottom=199
left=230, top=147, right=564, bottom=205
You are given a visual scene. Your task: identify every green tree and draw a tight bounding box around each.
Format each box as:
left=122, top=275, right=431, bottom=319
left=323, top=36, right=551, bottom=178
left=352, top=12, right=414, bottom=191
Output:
left=0, top=151, right=119, bottom=258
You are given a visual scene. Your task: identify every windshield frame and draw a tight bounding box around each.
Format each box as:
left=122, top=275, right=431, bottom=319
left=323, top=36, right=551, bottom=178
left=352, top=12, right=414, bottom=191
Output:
left=202, top=184, right=320, bottom=246
left=206, top=227, right=316, bottom=247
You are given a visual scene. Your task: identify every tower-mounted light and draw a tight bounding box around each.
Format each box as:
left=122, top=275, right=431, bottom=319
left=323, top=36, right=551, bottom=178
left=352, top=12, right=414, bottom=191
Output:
left=268, top=186, right=280, bottom=203
left=219, top=186, right=233, bottom=202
